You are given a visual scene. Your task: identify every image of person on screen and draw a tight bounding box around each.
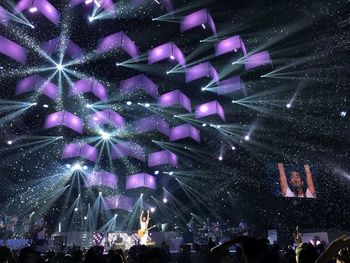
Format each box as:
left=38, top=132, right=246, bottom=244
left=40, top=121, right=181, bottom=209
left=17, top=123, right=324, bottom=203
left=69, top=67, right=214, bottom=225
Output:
left=277, top=163, right=316, bottom=198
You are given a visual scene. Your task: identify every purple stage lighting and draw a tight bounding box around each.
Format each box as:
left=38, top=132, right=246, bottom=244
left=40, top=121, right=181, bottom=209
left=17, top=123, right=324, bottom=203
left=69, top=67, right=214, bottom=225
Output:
left=0, top=6, right=9, bottom=27
left=62, top=143, right=98, bottom=162
left=85, top=171, right=117, bottom=188
left=126, top=173, right=156, bottom=190
left=180, top=9, right=216, bottom=35
left=89, top=110, right=125, bottom=128
left=111, top=141, right=146, bottom=162
left=148, top=42, right=185, bottom=68
left=195, top=100, right=225, bottom=121
left=97, top=31, right=138, bottom=59
left=104, top=195, right=133, bottom=212
left=148, top=150, right=178, bottom=167
left=44, top=111, right=84, bottom=134
left=15, top=0, right=60, bottom=25
left=69, top=79, right=108, bottom=101
left=135, top=115, right=170, bottom=137
left=170, top=124, right=200, bottom=143
left=158, top=89, right=191, bottom=112
left=245, top=51, right=272, bottom=70
left=216, top=76, right=246, bottom=95
left=41, top=37, right=84, bottom=60
left=0, top=35, right=27, bottom=64
left=120, top=74, right=158, bottom=99
left=185, top=62, right=219, bottom=83
left=215, top=35, right=247, bottom=56
left=16, top=75, right=58, bottom=100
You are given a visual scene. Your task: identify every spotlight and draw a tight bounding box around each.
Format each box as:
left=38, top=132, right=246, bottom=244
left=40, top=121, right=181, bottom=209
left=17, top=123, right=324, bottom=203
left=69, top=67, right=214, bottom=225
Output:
left=169, top=171, right=174, bottom=176
left=74, top=208, right=78, bottom=212
left=154, top=170, right=159, bottom=175
left=150, top=207, right=156, bottom=213
left=86, top=104, right=91, bottom=108
left=218, top=156, right=223, bottom=161
left=29, top=6, right=38, bottom=13
left=201, top=23, right=206, bottom=29
left=170, top=55, right=175, bottom=60
left=201, top=87, right=206, bottom=91
left=126, top=101, right=132, bottom=106
left=116, top=63, right=120, bottom=66
left=145, top=103, right=150, bottom=107
left=286, top=103, right=291, bottom=108
left=232, top=100, right=236, bottom=103
left=83, top=165, right=88, bottom=170
left=43, top=104, right=49, bottom=108
left=85, top=0, right=93, bottom=4
left=84, top=216, right=87, bottom=220
left=99, top=192, right=102, bottom=195
left=30, top=24, right=35, bottom=29
left=56, top=63, right=64, bottom=71
left=72, top=163, right=82, bottom=170
left=100, top=131, right=111, bottom=140
left=66, top=164, right=71, bottom=168
left=31, top=102, right=38, bottom=106
left=216, top=125, right=221, bottom=128
left=202, top=123, right=207, bottom=127
left=234, top=49, right=237, bottom=52
left=141, top=193, right=144, bottom=197
left=7, top=140, right=13, bottom=145
left=244, top=135, right=250, bottom=141
left=231, top=146, right=236, bottom=150
left=114, top=214, right=118, bottom=217
left=88, top=16, right=94, bottom=22
left=163, top=198, right=168, bottom=203
left=340, top=111, right=347, bottom=117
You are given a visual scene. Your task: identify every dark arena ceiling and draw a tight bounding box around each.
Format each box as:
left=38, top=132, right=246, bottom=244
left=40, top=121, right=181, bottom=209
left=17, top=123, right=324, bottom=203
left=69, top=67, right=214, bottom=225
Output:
left=0, top=0, right=349, bottom=233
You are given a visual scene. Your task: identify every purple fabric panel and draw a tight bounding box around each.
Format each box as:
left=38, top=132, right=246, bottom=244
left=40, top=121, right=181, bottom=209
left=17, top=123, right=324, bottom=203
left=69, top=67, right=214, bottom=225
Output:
left=185, top=62, right=210, bottom=83
left=36, top=0, right=60, bottom=25
left=121, top=32, right=138, bottom=59
left=244, top=51, right=271, bottom=70
left=91, top=80, right=108, bottom=101
left=173, top=45, right=186, bottom=68
left=42, top=80, right=58, bottom=100
left=217, top=76, right=244, bottom=95
left=62, top=143, right=80, bottom=159
left=97, top=32, right=123, bottom=53
left=240, top=40, right=248, bottom=56
left=0, top=6, right=9, bottom=27
left=111, top=142, right=131, bottom=159
left=207, top=13, right=217, bottom=34
left=106, top=109, right=126, bottom=127
left=104, top=195, right=133, bottom=212
left=215, top=35, right=242, bottom=56
left=0, top=35, right=27, bottom=64
left=126, top=173, right=145, bottom=189
left=148, top=42, right=172, bottom=65
left=67, top=40, right=84, bottom=59
left=62, top=111, right=84, bottom=134
left=195, top=100, right=225, bottom=121
left=148, top=150, right=178, bottom=167
left=145, top=173, right=156, bottom=189
left=15, top=75, right=39, bottom=95
left=100, top=0, right=115, bottom=11
left=85, top=171, right=117, bottom=188
left=209, top=65, right=219, bottom=83
left=135, top=115, right=170, bottom=136
left=44, top=111, right=64, bottom=129
left=142, top=75, right=158, bottom=99
left=158, top=90, right=191, bottom=112
left=159, top=0, right=173, bottom=12
left=69, top=0, right=84, bottom=7
left=41, top=37, right=60, bottom=55
left=130, top=143, right=146, bottom=161
left=81, top=144, right=98, bottom=162
left=170, top=124, right=200, bottom=142
left=126, top=173, right=156, bottom=190
left=69, top=79, right=91, bottom=96
left=14, top=0, right=31, bottom=12
left=120, top=74, right=158, bottom=99
left=180, top=9, right=207, bottom=33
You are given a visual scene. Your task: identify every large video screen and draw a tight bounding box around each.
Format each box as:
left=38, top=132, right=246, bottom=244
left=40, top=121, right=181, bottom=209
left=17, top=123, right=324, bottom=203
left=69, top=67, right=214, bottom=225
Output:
left=269, top=163, right=317, bottom=198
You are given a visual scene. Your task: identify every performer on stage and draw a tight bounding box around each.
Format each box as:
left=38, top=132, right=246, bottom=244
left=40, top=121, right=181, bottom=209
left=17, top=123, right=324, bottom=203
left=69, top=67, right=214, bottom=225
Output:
left=139, top=210, right=150, bottom=245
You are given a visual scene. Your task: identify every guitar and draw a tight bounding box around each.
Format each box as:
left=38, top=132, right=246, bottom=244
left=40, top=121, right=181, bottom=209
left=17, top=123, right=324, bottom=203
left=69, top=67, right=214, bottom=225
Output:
left=137, top=225, right=157, bottom=238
